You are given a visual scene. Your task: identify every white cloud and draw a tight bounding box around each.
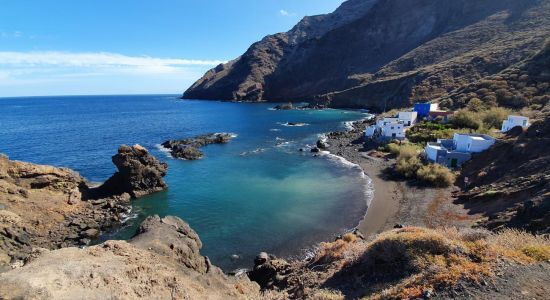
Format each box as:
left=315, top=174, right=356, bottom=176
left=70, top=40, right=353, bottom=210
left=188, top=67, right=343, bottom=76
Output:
left=279, top=9, right=296, bottom=17
left=0, top=31, right=25, bottom=39
left=0, top=51, right=225, bottom=68
left=0, top=51, right=226, bottom=97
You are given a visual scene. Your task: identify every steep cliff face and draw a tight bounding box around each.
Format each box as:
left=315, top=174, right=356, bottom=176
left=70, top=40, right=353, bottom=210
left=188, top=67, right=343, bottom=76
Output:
left=184, top=0, right=550, bottom=111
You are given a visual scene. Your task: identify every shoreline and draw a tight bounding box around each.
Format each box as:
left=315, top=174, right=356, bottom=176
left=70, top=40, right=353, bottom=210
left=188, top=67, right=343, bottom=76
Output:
left=325, top=119, right=476, bottom=239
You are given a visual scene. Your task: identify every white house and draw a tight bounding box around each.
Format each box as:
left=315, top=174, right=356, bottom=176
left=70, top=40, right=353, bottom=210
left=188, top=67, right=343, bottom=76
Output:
left=502, top=115, right=530, bottom=132
left=366, top=111, right=418, bottom=140
left=453, top=133, right=495, bottom=153
left=382, top=121, right=406, bottom=139
left=425, top=134, right=495, bottom=168
left=398, top=111, right=418, bottom=126
left=365, top=125, right=377, bottom=137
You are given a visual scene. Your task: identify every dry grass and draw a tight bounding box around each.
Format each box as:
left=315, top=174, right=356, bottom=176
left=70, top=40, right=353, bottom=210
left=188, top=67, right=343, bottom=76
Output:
left=347, top=227, right=550, bottom=299
left=309, top=289, right=345, bottom=300
left=488, top=229, right=550, bottom=263
left=416, top=164, right=456, bottom=187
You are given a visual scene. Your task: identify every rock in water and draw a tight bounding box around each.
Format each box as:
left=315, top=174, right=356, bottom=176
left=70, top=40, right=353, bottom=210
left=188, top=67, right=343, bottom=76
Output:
left=162, top=133, right=234, bottom=160
left=95, top=144, right=168, bottom=198
left=316, top=139, right=329, bottom=149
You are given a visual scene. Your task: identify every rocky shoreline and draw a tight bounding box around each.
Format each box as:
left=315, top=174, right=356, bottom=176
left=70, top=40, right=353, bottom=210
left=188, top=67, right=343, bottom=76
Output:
left=0, top=144, right=168, bottom=271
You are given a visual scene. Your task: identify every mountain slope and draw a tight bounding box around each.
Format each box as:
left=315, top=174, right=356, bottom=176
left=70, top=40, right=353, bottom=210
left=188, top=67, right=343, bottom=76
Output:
left=184, top=0, right=550, bottom=111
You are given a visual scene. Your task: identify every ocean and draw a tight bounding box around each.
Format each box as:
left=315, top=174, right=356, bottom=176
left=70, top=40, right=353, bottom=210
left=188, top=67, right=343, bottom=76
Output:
left=0, top=94, right=373, bottom=270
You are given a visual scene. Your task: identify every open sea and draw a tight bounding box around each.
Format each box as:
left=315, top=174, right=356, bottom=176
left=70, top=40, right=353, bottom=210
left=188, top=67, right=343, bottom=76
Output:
left=0, top=94, right=373, bottom=270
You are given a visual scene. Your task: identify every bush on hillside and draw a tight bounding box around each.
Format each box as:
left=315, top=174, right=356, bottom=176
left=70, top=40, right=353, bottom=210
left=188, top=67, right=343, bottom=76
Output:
left=482, top=107, right=511, bottom=129
left=467, top=97, right=484, bottom=112
left=450, top=109, right=481, bottom=130
left=416, top=164, right=456, bottom=187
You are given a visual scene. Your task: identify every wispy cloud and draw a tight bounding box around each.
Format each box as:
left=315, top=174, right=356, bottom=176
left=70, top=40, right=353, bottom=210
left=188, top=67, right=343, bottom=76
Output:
left=1, top=31, right=26, bottom=39
left=0, top=51, right=225, bottom=68
left=279, top=9, right=296, bottom=17
left=0, top=51, right=226, bottom=97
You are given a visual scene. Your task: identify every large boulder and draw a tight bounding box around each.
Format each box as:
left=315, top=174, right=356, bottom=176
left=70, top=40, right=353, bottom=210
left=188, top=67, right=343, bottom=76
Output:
left=130, top=215, right=208, bottom=273
left=95, top=145, right=168, bottom=198
left=0, top=216, right=260, bottom=299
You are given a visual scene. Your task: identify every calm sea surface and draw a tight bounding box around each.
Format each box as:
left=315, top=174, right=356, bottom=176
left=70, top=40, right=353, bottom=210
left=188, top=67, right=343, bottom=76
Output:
left=0, top=95, right=372, bottom=270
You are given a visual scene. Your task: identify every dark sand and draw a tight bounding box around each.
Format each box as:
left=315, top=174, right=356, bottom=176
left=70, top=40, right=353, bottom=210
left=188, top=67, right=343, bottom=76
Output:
left=325, top=123, right=478, bottom=239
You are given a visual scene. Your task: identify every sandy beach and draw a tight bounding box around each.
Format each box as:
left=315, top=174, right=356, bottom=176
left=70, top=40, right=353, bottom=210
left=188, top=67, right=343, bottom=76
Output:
left=325, top=121, right=478, bottom=239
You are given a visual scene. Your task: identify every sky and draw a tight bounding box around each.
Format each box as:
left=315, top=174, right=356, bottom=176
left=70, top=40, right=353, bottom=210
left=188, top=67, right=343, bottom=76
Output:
left=0, top=0, right=345, bottom=97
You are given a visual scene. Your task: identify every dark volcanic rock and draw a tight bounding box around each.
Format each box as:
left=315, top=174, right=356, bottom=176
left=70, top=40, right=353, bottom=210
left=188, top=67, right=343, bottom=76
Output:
left=94, top=144, right=168, bottom=198
left=162, top=133, right=234, bottom=160
left=273, top=103, right=294, bottom=110
left=184, top=0, right=550, bottom=110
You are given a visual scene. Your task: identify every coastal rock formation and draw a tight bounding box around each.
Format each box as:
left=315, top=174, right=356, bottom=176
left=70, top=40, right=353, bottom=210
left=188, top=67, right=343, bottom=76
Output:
left=94, top=144, right=168, bottom=198
left=162, top=133, right=234, bottom=160
left=0, top=216, right=260, bottom=299
left=184, top=0, right=550, bottom=111
left=0, top=145, right=167, bottom=270
left=130, top=215, right=208, bottom=273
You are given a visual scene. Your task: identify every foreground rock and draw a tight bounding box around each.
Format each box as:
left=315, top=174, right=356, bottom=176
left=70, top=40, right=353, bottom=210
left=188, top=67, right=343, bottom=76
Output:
left=162, top=133, right=234, bottom=160
left=92, top=144, right=168, bottom=198
left=0, top=145, right=167, bottom=271
left=0, top=216, right=259, bottom=299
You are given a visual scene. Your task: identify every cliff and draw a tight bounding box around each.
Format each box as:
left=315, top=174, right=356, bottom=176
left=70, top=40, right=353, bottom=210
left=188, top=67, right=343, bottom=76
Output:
left=184, top=0, right=550, bottom=111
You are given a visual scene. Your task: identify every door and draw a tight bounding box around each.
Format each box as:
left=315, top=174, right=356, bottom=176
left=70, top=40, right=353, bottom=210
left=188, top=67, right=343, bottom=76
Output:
left=451, top=158, right=458, bottom=168
left=392, top=133, right=396, bottom=138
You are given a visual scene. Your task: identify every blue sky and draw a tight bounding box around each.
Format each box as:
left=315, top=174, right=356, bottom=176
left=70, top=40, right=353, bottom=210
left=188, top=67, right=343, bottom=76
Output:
left=0, top=0, right=344, bottom=97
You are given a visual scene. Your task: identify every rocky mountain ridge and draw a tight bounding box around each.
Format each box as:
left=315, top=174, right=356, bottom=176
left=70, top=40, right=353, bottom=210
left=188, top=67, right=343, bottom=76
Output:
left=184, top=0, right=550, bottom=111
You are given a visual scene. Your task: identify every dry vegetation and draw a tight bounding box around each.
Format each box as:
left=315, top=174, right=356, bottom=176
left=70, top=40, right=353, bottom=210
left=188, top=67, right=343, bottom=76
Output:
left=384, top=142, right=456, bottom=187
left=297, top=227, right=550, bottom=300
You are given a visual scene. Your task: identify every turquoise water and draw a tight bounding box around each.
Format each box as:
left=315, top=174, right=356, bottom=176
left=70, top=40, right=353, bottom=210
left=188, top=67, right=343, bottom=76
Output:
left=0, top=95, right=372, bottom=270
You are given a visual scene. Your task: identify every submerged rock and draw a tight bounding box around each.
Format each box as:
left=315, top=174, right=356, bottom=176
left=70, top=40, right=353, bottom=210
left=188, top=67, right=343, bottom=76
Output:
left=162, top=133, right=234, bottom=160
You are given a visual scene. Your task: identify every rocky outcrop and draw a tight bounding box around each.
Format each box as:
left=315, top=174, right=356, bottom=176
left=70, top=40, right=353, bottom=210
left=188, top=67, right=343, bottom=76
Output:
left=184, top=0, right=550, bottom=111
left=130, top=215, right=208, bottom=273
left=93, top=144, right=168, bottom=198
left=0, top=145, right=167, bottom=271
left=162, top=133, right=234, bottom=160
left=0, top=216, right=260, bottom=299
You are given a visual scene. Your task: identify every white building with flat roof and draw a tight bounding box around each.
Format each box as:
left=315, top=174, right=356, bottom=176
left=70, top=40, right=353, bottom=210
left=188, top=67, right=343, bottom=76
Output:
left=398, top=111, right=418, bottom=126
left=502, top=115, right=530, bottom=132
left=453, top=133, right=495, bottom=153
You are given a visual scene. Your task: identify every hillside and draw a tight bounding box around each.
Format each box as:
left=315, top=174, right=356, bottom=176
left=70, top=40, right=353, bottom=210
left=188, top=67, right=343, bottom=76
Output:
left=184, top=0, right=550, bottom=111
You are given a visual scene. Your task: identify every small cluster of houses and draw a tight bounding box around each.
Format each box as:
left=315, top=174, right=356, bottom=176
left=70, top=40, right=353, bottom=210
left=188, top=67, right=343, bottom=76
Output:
left=365, top=102, right=453, bottom=141
left=365, top=101, right=532, bottom=168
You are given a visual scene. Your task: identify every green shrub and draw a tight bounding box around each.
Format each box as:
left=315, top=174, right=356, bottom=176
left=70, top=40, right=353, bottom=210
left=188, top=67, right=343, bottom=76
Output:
left=416, top=164, right=456, bottom=187
left=481, top=107, right=510, bottom=129
left=396, top=156, right=423, bottom=178
left=467, top=98, right=484, bottom=112
left=386, top=143, right=401, bottom=155
left=450, top=109, right=481, bottom=130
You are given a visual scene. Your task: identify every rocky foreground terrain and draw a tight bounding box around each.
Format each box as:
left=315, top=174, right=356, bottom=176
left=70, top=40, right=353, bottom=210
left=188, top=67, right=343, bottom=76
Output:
left=0, top=145, right=167, bottom=271
left=0, top=215, right=259, bottom=299
left=183, top=0, right=550, bottom=111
